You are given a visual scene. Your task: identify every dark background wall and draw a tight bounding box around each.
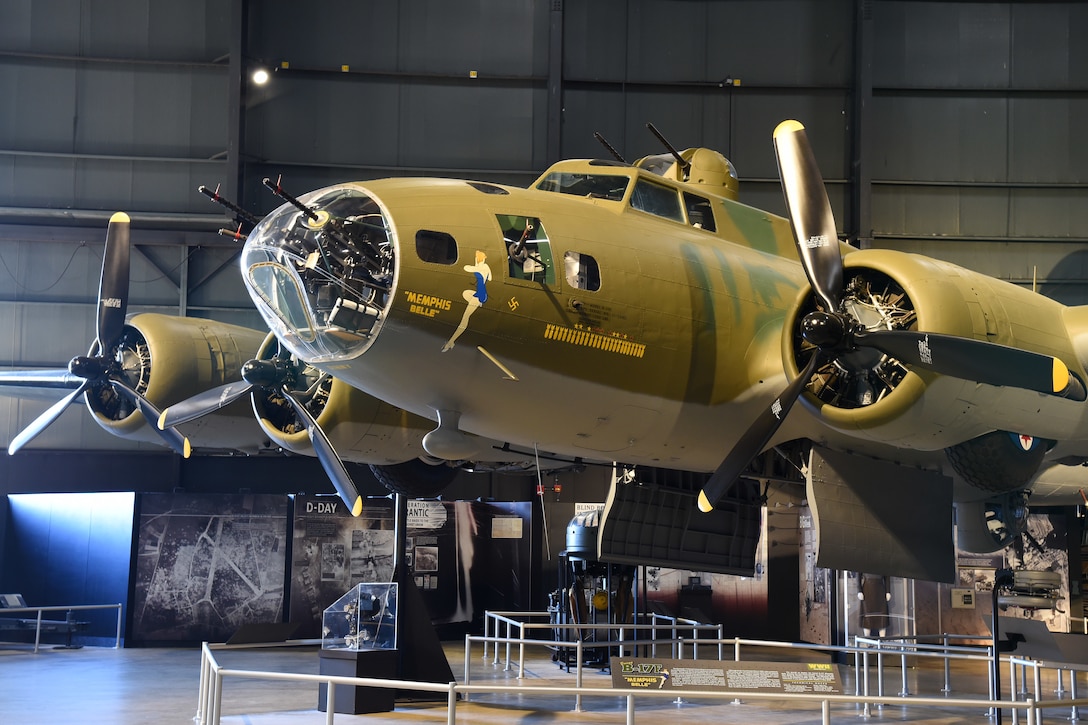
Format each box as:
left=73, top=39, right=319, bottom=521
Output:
left=3, top=492, right=134, bottom=643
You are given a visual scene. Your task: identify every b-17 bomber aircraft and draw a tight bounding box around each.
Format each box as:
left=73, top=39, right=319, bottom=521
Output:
left=218, top=119, right=1088, bottom=582
left=8, top=120, right=1088, bottom=582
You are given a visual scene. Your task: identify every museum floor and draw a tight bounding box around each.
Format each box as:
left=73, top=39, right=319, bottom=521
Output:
left=0, top=638, right=1077, bottom=724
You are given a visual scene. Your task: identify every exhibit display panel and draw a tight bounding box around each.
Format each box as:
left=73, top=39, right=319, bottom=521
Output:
left=322, top=583, right=398, bottom=651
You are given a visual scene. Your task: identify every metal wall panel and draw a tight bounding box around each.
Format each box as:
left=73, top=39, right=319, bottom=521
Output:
left=394, top=0, right=546, bottom=77
left=869, top=0, right=1087, bottom=287
left=564, top=0, right=852, bottom=86
left=1010, top=98, right=1088, bottom=183
left=0, top=244, right=102, bottom=305
left=0, top=64, right=78, bottom=151
left=1011, top=188, right=1088, bottom=239
left=874, top=3, right=1013, bottom=89
left=1011, top=4, right=1088, bottom=88
left=872, top=186, right=1012, bottom=238
left=245, top=77, right=404, bottom=168
left=0, top=302, right=94, bottom=365
left=396, top=84, right=545, bottom=170
left=251, top=0, right=546, bottom=77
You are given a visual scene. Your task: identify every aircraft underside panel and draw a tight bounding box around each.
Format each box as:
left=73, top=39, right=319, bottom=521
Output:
left=597, top=467, right=762, bottom=576
left=808, top=446, right=955, bottom=583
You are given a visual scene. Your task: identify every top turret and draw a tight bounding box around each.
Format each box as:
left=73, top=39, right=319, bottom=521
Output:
left=635, top=147, right=739, bottom=201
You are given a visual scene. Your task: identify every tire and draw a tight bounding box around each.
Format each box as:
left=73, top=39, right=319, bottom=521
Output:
left=369, top=459, right=459, bottom=498
left=945, top=431, right=1050, bottom=493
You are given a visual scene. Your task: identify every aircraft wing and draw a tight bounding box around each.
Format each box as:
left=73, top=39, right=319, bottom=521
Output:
left=0, top=368, right=84, bottom=400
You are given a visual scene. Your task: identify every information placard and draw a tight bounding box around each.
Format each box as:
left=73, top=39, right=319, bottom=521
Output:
left=610, top=657, right=843, bottom=694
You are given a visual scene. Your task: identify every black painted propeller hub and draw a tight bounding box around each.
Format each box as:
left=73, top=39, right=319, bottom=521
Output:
left=68, top=356, right=106, bottom=380
left=241, top=358, right=286, bottom=387
left=800, top=311, right=848, bottom=349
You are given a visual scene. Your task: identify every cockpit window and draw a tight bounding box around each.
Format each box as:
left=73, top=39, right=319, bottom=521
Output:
left=684, top=192, right=716, bottom=231
left=416, top=230, right=458, bottom=265
left=630, top=180, right=683, bottom=222
left=497, top=214, right=555, bottom=285
left=536, top=173, right=629, bottom=201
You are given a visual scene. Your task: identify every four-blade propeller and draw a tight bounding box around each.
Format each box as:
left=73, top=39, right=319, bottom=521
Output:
left=7, top=213, right=190, bottom=458
left=697, top=120, right=1075, bottom=513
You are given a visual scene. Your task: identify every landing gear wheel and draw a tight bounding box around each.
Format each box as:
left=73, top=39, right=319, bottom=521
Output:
left=945, top=431, right=1049, bottom=493
left=370, top=459, right=459, bottom=498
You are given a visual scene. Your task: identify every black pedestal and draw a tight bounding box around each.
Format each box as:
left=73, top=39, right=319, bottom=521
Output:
left=318, top=648, right=396, bottom=714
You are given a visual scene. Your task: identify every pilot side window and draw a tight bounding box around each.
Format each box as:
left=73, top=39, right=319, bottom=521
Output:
left=497, top=214, right=555, bottom=285
left=416, top=230, right=458, bottom=265
left=564, top=251, right=601, bottom=291
left=684, top=192, right=716, bottom=232
left=630, top=180, right=683, bottom=222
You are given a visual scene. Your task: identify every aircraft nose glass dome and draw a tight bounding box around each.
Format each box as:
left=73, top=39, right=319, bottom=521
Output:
left=241, top=185, right=395, bottom=364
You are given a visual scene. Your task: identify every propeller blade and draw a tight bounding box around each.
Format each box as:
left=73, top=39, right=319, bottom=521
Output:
left=157, top=381, right=256, bottom=430
left=109, top=379, right=191, bottom=458
left=855, top=328, right=1075, bottom=397
left=97, top=212, right=131, bottom=350
left=773, top=120, right=843, bottom=313
left=698, top=352, right=824, bottom=513
left=7, top=381, right=90, bottom=455
left=280, top=391, right=363, bottom=516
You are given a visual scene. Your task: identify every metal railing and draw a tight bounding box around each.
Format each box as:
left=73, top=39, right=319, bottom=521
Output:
left=480, top=610, right=723, bottom=677
left=195, top=637, right=1055, bottom=725
left=0, top=603, right=122, bottom=653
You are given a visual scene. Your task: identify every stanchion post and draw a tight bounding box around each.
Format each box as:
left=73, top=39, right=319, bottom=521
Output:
left=518, top=623, right=526, bottom=679
left=575, top=639, right=584, bottom=712
left=504, top=620, right=512, bottom=671
left=1069, top=667, right=1080, bottom=722
left=482, top=613, right=490, bottom=660
left=942, top=634, right=952, bottom=693
left=1009, top=658, right=1019, bottom=725
left=862, top=648, right=872, bottom=719
left=463, top=634, right=472, bottom=701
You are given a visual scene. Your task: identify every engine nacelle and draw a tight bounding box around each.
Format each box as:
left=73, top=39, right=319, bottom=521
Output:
left=248, top=336, right=432, bottom=466
left=782, top=249, right=1085, bottom=450
left=87, top=313, right=270, bottom=451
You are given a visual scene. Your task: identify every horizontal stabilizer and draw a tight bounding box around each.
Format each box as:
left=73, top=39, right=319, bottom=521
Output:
left=599, top=467, right=762, bottom=575
left=808, top=446, right=955, bottom=583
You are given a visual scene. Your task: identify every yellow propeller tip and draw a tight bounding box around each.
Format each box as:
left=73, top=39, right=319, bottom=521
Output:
left=157, top=409, right=169, bottom=430
left=109, top=211, right=130, bottom=224
left=1054, top=358, right=1070, bottom=393
left=697, top=490, right=714, bottom=513
left=182, top=438, right=192, bottom=459
left=773, top=120, right=805, bottom=138
left=350, top=497, right=363, bottom=517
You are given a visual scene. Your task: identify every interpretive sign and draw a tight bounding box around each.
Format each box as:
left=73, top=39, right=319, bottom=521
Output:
left=610, top=657, right=843, bottom=694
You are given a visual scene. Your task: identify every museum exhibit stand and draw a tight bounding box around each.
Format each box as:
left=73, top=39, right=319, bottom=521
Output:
left=318, top=583, right=398, bottom=714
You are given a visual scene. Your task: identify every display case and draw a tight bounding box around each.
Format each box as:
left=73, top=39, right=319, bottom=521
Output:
left=321, top=583, right=398, bottom=650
